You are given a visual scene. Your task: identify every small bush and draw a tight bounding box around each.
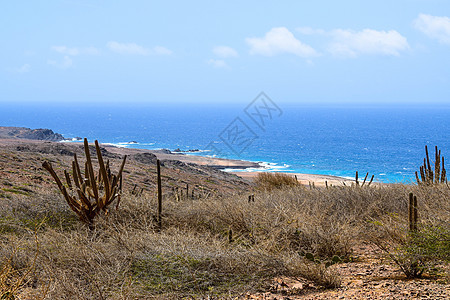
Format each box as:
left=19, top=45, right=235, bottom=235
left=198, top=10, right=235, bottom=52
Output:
left=370, top=215, right=450, bottom=278
left=254, top=172, right=298, bottom=190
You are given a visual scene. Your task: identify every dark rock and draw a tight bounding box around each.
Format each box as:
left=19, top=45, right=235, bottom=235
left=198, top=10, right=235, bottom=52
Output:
left=0, top=126, right=65, bottom=141
left=82, top=145, right=120, bottom=159
left=16, top=143, right=75, bottom=156
left=162, top=160, right=187, bottom=168
left=172, top=148, right=200, bottom=153
left=132, top=152, right=158, bottom=165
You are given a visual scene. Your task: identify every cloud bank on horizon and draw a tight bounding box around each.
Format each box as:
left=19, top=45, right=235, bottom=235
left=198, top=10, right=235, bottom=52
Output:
left=1, top=1, right=450, bottom=104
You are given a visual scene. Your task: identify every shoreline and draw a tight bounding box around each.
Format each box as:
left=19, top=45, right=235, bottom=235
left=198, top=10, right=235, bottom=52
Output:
left=229, top=171, right=355, bottom=186
left=0, top=136, right=353, bottom=185
left=99, top=143, right=354, bottom=185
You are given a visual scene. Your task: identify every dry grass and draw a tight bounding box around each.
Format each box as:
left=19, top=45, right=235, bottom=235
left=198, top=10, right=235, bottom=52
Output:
left=254, top=172, right=299, bottom=191
left=0, top=178, right=449, bottom=298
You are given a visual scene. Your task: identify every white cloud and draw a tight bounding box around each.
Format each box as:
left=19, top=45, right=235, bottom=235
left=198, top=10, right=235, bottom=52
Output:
left=153, top=46, right=173, bottom=55
left=107, top=41, right=172, bottom=55
left=48, top=56, right=73, bottom=69
left=296, top=27, right=325, bottom=35
left=207, top=59, right=229, bottom=69
left=51, top=46, right=99, bottom=55
left=414, top=14, right=450, bottom=45
left=213, top=46, right=238, bottom=58
left=328, top=29, right=409, bottom=57
left=246, top=27, right=318, bottom=57
left=107, top=41, right=148, bottom=55
left=16, top=64, right=31, bottom=73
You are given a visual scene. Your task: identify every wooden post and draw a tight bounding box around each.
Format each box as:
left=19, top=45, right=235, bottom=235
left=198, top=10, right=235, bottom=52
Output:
left=157, top=159, right=162, bottom=230
left=186, top=183, right=189, bottom=200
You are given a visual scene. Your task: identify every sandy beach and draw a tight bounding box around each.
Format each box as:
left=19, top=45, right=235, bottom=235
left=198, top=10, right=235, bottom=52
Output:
left=229, top=171, right=354, bottom=186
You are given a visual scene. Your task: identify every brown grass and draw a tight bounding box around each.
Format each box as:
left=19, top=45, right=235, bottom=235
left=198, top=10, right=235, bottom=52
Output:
left=0, top=177, right=449, bottom=298
left=254, top=172, right=299, bottom=190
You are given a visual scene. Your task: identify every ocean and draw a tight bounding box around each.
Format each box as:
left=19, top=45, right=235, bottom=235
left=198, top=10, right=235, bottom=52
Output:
left=2, top=101, right=450, bottom=183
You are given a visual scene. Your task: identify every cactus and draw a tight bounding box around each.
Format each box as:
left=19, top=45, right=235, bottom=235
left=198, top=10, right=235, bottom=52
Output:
left=305, top=252, right=315, bottom=261
left=409, top=192, right=418, bottom=232
left=302, top=252, right=342, bottom=267
left=331, top=255, right=342, bottom=264
left=415, top=146, right=447, bottom=185
left=228, top=228, right=233, bottom=243
left=42, top=138, right=126, bottom=229
left=355, top=171, right=374, bottom=187
left=157, top=159, right=162, bottom=230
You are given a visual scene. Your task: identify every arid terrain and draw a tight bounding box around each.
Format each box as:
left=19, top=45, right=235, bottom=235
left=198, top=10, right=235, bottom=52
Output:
left=0, top=133, right=448, bottom=299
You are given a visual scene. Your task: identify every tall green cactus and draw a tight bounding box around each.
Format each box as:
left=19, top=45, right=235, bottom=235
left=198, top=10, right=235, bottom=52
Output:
left=415, top=146, right=447, bottom=185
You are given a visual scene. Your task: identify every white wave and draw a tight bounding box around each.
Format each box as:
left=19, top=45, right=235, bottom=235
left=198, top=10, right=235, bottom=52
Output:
left=137, top=142, right=155, bottom=146
left=60, top=138, right=82, bottom=143
left=102, top=143, right=129, bottom=148
left=225, top=161, right=292, bottom=173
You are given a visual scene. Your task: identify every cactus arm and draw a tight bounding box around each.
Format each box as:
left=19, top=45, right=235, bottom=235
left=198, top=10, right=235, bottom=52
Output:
left=84, top=138, right=99, bottom=202
left=95, top=140, right=110, bottom=208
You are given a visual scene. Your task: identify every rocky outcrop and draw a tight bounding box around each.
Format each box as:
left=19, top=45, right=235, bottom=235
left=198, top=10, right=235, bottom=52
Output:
left=0, top=127, right=66, bottom=141
left=132, top=152, right=158, bottom=165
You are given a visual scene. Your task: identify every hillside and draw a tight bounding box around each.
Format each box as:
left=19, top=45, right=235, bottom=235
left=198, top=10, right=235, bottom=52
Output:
left=0, top=127, right=66, bottom=142
left=0, top=138, right=448, bottom=299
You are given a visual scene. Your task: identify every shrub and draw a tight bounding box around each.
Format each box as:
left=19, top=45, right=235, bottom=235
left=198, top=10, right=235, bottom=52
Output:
left=370, top=211, right=450, bottom=278
left=254, top=172, right=298, bottom=190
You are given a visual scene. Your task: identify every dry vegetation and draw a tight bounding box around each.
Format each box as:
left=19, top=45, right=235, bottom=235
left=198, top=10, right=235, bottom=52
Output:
left=0, top=142, right=449, bottom=299
left=254, top=172, right=299, bottom=191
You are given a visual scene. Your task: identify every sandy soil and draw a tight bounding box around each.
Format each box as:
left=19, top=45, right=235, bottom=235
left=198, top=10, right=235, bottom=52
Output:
left=230, top=171, right=354, bottom=186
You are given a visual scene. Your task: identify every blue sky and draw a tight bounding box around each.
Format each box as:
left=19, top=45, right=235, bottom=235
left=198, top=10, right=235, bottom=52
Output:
left=1, top=0, right=450, bottom=104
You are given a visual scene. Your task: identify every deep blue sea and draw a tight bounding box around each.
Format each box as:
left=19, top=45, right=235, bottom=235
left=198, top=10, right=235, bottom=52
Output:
left=2, top=101, right=450, bottom=183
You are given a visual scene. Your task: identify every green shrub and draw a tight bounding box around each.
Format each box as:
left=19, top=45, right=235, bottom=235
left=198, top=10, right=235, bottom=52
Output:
left=371, top=217, right=449, bottom=278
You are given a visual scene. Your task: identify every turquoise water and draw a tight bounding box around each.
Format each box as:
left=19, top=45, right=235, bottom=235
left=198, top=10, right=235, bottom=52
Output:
left=2, top=102, right=450, bottom=183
